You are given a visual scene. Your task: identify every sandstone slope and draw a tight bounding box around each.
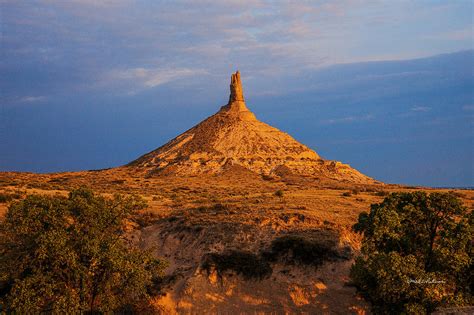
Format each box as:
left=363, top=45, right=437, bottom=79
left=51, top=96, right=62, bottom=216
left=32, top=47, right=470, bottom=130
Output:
left=128, top=71, right=374, bottom=184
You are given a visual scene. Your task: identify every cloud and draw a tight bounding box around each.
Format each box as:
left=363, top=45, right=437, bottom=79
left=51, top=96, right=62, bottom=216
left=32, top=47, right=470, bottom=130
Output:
left=356, top=71, right=432, bottom=80
left=18, top=96, right=46, bottom=103
left=462, top=105, right=474, bottom=111
left=113, top=67, right=207, bottom=88
left=321, top=114, right=375, bottom=125
left=100, top=67, right=209, bottom=94
left=410, top=106, right=431, bottom=112
left=426, top=27, right=473, bottom=41
left=1, top=1, right=472, bottom=101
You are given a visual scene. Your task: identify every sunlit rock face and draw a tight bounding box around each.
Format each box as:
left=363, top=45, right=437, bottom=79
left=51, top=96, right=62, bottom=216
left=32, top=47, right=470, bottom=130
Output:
left=220, top=71, right=257, bottom=121
left=229, top=70, right=244, bottom=102
left=128, top=71, right=374, bottom=183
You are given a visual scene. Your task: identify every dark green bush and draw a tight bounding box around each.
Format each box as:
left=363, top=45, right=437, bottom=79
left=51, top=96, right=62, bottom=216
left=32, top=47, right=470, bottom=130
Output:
left=0, top=192, right=22, bottom=203
left=373, top=190, right=388, bottom=197
left=195, top=203, right=230, bottom=214
left=0, top=188, right=167, bottom=313
left=0, top=193, right=13, bottom=203
left=351, top=192, right=473, bottom=314
left=111, top=179, right=126, bottom=185
left=275, top=190, right=284, bottom=198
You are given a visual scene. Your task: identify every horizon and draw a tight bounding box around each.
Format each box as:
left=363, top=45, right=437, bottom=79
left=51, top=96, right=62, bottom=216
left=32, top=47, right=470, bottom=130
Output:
left=1, top=1, right=473, bottom=187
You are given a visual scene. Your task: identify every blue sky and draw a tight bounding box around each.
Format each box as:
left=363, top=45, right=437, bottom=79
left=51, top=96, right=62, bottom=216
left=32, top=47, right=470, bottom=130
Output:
left=1, top=1, right=473, bottom=186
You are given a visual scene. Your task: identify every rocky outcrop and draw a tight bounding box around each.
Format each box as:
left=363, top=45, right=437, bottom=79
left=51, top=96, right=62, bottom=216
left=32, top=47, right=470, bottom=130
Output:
left=220, top=70, right=256, bottom=121
left=229, top=70, right=244, bottom=102
left=128, top=71, right=374, bottom=183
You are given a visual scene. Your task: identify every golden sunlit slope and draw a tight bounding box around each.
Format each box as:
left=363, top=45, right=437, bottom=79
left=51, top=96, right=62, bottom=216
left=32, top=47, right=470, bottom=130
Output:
left=1, top=171, right=473, bottom=313
left=127, top=71, right=375, bottom=184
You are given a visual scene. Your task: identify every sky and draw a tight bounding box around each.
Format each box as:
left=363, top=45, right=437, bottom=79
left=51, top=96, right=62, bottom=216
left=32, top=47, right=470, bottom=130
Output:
left=1, top=0, right=473, bottom=187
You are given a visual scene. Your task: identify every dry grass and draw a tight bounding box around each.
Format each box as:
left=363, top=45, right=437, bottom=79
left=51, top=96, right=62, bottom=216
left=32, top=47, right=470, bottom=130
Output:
left=1, top=169, right=473, bottom=313
left=1, top=168, right=473, bottom=233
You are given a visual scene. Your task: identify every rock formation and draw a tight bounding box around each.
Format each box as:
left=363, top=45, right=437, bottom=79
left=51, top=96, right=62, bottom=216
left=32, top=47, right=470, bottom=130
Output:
left=229, top=71, right=244, bottom=102
left=128, top=71, right=374, bottom=183
left=220, top=71, right=257, bottom=121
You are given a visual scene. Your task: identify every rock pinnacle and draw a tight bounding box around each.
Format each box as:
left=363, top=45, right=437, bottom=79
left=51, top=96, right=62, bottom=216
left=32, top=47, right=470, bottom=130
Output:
left=229, top=70, right=244, bottom=102
left=221, top=71, right=256, bottom=121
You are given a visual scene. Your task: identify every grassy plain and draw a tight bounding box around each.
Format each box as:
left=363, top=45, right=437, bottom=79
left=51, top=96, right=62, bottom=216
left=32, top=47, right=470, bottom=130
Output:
left=1, top=168, right=472, bottom=313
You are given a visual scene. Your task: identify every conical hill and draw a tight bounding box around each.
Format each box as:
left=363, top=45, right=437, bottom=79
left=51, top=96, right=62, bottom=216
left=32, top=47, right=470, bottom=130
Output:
left=128, top=71, right=374, bottom=183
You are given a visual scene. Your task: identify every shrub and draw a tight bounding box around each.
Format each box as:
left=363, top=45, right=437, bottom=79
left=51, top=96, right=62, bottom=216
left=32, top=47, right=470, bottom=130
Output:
left=202, top=250, right=272, bottom=280
left=0, top=192, right=22, bottom=203
left=0, top=193, right=13, bottom=203
left=449, top=190, right=465, bottom=199
left=275, top=190, right=284, bottom=198
left=351, top=192, right=473, bottom=314
left=342, top=191, right=352, bottom=197
left=195, top=203, right=230, bottom=215
left=0, top=188, right=167, bottom=313
left=373, top=190, right=388, bottom=197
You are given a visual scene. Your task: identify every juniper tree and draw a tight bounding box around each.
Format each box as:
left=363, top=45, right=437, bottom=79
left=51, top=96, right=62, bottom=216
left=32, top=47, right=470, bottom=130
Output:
left=351, top=192, right=473, bottom=314
left=0, top=188, right=166, bottom=313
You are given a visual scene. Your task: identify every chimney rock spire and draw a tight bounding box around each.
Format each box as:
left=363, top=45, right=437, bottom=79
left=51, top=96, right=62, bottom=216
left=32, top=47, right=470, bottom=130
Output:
left=229, top=71, right=244, bottom=102
left=221, top=71, right=256, bottom=120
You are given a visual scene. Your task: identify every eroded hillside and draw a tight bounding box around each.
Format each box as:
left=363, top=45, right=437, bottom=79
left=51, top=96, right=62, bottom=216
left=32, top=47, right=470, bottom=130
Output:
left=1, top=170, right=473, bottom=313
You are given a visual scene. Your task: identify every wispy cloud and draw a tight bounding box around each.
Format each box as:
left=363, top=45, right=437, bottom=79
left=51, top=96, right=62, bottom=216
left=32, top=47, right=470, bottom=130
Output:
left=462, top=105, right=474, bottom=111
left=108, top=67, right=208, bottom=89
left=356, top=71, right=432, bottom=80
left=410, top=106, right=431, bottom=112
left=1, top=1, right=472, bottom=100
left=18, top=96, right=46, bottom=103
left=425, top=27, right=473, bottom=41
left=321, top=114, right=375, bottom=125
left=97, top=67, right=209, bottom=95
